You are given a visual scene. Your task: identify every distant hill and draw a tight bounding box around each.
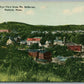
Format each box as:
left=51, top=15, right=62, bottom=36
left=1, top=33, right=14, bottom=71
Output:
left=0, top=21, right=84, bottom=32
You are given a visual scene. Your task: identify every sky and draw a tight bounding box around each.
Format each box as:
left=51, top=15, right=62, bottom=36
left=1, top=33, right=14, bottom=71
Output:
left=0, top=1, right=84, bottom=25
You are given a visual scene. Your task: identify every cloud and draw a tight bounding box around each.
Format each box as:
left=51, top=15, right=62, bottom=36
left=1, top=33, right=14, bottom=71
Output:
left=40, top=6, right=46, bottom=9
left=63, top=6, right=84, bottom=15
left=26, top=10, right=34, bottom=15
left=63, top=9, right=72, bottom=15
left=72, top=6, right=84, bottom=13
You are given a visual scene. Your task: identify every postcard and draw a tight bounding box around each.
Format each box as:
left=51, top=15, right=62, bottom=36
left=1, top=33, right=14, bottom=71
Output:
left=0, top=0, right=84, bottom=82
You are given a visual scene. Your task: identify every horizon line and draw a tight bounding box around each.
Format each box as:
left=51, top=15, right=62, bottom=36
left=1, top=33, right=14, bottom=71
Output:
left=0, top=21, right=84, bottom=26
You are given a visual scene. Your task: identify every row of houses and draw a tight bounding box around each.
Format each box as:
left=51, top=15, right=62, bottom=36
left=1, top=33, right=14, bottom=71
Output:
left=31, top=30, right=84, bottom=34
left=6, top=36, right=21, bottom=45
left=52, top=30, right=84, bottom=34
left=28, top=49, right=70, bottom=63
left=5, top=36, right=84, bottom=63
left=20, top=37, right=64, bottom=47
left=22, top=37, right=83, bottom=53
left=28, top=49, right=84, bottom=64
left=6, top=36, right=84, bottom=53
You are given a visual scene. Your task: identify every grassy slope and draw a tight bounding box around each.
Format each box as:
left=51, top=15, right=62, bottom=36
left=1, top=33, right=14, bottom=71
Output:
left=0, top=71, right=64, bottom=82
left=0, top=47, right=64, bottom=82
left=0, top=21, right=84, bottom=31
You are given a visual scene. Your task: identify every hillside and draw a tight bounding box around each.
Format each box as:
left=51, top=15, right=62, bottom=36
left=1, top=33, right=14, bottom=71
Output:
left=0, top=21, right=84, bottom=32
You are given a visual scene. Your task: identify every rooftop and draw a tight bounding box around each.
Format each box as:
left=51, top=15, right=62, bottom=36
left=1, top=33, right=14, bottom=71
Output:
left=66, top=42, right=81, bottom=46
left=27, top=38, right=41, bottom=41
left=28, top=49, right=49, bottom=53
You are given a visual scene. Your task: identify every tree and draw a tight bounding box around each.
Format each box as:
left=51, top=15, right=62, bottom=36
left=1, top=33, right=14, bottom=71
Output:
left=29, top=43, right=39, bottom=49
left=40, top=37, right=46, bottom=45
left=65, top=58, right=84, bottom=81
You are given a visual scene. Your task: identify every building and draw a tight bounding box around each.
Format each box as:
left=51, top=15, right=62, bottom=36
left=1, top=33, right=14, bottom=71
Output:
left=52, top=56, right=68, bottom=64
left=28, top=49, right=39, bottom=58
left=66, top=43, right=82, bottom=52
left=0, top=29, right=10, bottom=33
left=38, top=50, right=52, bottom=62
left=28, top=49, right=52, bottom=62
left=43, top=41, right=51, bottom=48
left=6, top=37, right=14, bottom=45
left=26, top=38, right=41, bottom=46
left=14, top=36, right=21, bottom=43
left=53, top=37, right=64, bottom=46
left=20, top=40, right=27, bottom=45
left=81, top=45, right=84, bottom=52
left=54, top=40, right=64, bottom=46
left=31, top=31, right=41, bottom=34
left=67, top=46, right=82, bottom=52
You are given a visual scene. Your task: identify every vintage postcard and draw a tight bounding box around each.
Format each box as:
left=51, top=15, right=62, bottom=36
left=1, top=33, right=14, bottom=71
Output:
left=0, top=0, right=84, bottom=82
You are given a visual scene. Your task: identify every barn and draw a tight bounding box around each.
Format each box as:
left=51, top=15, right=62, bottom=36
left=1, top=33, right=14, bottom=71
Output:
left=67, top=45, right=82, bottom=52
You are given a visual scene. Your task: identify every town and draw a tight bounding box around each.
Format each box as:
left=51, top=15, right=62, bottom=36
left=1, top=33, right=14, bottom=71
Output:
left=0, top=28, right=84, bottom=64
left=0, top=22, right=84, bottom=82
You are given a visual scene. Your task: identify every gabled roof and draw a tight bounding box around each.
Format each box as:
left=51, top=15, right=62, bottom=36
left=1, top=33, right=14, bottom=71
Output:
left=28, top=49, right=49, bottom=53
left=39, top=50, right=48, bottom=53
left=54, top=40, right=62, bottom=42
left=8, top=37, right=15, bottom=42
left=27, top=38, right=41, bottom=41
left=66, top=42, right=81, bottom=46
left=28, top=49, right=39, bottom=52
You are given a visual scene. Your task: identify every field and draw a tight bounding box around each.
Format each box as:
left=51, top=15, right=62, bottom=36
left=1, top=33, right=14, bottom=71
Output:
left=0, top=46, right=65, bottom=82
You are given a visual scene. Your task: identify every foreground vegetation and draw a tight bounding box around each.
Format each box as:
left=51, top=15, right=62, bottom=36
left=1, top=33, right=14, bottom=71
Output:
left=0, top=45, right=84, bottom=82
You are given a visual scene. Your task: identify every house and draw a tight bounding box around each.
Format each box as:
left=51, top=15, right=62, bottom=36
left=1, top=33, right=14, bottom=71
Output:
left=53, top=37, right=64, bottom=46
left=0, top=29, right=10, bottom=33
left=26, top=38, right=41, bottom=46
left=52, top=31, right=56, bottom=34
left=67, top=45, right=82, bottom=52
left=54, top=40, right=64, bottom=46
left=6, top=37, right=14, bottom=45
left=56, top=30, right=61, bottom=33
left=68, top=31, right=73, bottom=33
left=28, top=49, right=52, bottom=62
left=28, top=49, right=39, bottom=58
left=74, top=30, right=78, bottom=33
left=38, top=50, right=52, bottom=62
left=14, top=36, right=21, bottom=43
left=42, top=31, right=48, bottom=34
left=52, top=56, right=68, bottom=64
left=43, top=41, right=51, bottom=48
left=66, top=43, right=82, bottom=52
left=31, top=31, right=41, bottom=34
left=6, top=36, right=20, bottom=45
left=20, top=40, right=27, bottom=45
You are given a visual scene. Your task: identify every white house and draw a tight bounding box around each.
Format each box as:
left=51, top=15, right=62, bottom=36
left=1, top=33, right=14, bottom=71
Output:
left=54, top=40, right=64, bottom=46
left=20, top=40, right=27, bottom=45
left=53, top=37, right=64, bottom=46
left=26, top=38, right=41, bottom=46
left=6, top=38, right=14, bottom=45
